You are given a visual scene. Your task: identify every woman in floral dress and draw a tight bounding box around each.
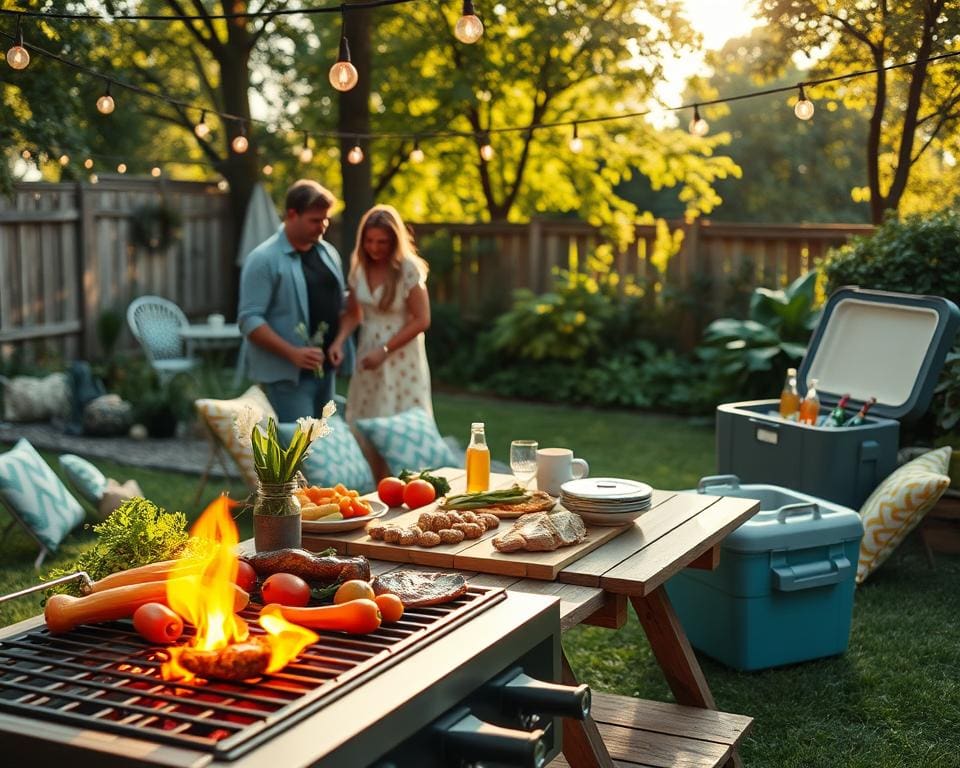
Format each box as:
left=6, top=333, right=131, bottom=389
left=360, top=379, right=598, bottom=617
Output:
left=328, top=204, right=433, bottom=422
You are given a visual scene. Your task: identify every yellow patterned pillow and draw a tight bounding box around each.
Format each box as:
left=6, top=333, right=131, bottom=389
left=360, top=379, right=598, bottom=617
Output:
left=857, top=446, right=951, bottom=584
left=195, top=386, right=277, bottom=490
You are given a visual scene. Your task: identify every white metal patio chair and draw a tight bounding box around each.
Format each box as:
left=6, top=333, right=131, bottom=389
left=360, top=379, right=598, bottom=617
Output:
left=126, top=296, right=200, bottom=383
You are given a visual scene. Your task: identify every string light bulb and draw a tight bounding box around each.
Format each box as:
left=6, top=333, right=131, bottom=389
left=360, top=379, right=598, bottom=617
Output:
left=116, top=163, right=127, bottom=174
left=194, top=110, right=211, bottom=138
left=329, top=22, right=359, bottom=92
left=151, top=166, right=161, bottom=177
left=89, top=174, right=99, bottom=184
left=347, top=144, right=364, bottom=164
left=688, top=104, right=709, bottom=136
left=96, top=83, right=115, bottom=115
left=20, top=149, right=31, bottom=160
left=479, top=133, right=494, bottom=161
left=454, top=0, right=484, bottom=44
left=263, top=164, right=273, bottom=176
left=59, top=154, right=70, bottom=166
left=794, top=84, right=815, bottom=120
left=569, top=123, right=583, bottom=153
left=409, top=139, right=425, bottom=163
left=6, top=17, right=29, bottom=70
left=231, top=123, right=249, bottom=154
left=83, top=158, right=93, bottom=169
left=298, top=131, right=314, bottom=163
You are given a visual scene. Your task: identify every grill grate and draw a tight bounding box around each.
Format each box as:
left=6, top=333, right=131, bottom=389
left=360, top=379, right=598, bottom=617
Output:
left=0, top=586, right=504, bottom=760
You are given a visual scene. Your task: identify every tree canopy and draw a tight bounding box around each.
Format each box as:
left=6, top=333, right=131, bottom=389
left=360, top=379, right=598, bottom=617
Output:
left=754, top=0, right=960, bottom=223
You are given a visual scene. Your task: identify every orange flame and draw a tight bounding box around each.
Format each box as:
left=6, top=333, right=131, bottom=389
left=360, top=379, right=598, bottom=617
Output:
left=161, top=495, right=317, bottom=681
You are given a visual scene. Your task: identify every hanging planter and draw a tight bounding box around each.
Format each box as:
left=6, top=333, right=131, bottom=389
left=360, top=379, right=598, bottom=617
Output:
left=130, top=202, right=183, bottom=252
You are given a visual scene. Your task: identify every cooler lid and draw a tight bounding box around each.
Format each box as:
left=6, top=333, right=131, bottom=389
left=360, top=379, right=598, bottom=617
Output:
left=798, top=287, right=960, bottom=422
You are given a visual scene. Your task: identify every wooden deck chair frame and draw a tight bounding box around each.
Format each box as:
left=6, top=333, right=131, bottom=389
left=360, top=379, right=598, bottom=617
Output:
left=0, top=499, right=53, bottom=570
left=192, top=418, right=243, bottom=508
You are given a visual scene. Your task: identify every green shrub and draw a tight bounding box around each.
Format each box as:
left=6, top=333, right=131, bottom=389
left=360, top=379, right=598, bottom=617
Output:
left=696, top=270, right=820, bottom=400
left=823, top=211, right=960, bottom=438
left=822, top=210, right=960, bottom=304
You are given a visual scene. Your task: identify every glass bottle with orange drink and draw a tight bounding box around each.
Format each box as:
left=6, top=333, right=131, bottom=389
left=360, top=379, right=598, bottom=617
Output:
left=798, top=378, right=821, bottom=425
left=779, top=367, right=800, bottom=420
left=465, top=422, right=491, bottom=493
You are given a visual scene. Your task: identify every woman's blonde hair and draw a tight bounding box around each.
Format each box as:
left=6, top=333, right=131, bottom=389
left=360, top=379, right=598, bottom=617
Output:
left=350, top=204, right=428, bottom=310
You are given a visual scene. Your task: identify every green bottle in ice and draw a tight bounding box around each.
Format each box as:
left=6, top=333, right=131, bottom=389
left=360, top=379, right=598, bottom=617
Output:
left=826, top=393, right=851, bottom=427
left=843, top=397, right=877, bottom=427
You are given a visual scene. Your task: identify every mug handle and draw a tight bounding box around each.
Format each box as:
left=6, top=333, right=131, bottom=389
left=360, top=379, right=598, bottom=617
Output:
left=572, top=458, right=589, bottom=480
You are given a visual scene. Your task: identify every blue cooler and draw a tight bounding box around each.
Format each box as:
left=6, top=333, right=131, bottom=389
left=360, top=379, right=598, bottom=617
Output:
left=667, top=475, right=864, bottom=671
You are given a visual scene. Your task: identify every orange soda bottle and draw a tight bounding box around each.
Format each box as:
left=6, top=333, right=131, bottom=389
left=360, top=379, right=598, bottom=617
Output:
left=465, top=422, right=491, bottom=493
left=779, top=367, right=801, bottom=420
left=798, top=378, right=821, bottom=425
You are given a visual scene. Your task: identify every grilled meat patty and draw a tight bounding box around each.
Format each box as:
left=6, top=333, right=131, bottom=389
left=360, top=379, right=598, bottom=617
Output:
left=371, top=571, right=468, bottom=607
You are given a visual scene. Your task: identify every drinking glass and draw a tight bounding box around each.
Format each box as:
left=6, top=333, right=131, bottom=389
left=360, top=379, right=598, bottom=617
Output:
left=510, top=440, right=539, bottom=489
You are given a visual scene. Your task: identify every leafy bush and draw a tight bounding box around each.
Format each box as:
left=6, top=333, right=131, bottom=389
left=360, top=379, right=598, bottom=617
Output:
left=822, top=210, right=960, bottom=305
left=823, top=210, right=960, bottom=438
left=696, top=270, right=821, bottom=400
left=488, top=271, right=618, bottom=362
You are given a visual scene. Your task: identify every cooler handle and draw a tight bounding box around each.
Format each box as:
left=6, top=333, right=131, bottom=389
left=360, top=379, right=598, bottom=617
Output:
left=697, top=474, right=741, bottom=493
left=776, top=502, right=821, bottom=523
left=770, top=548, right=851, bottom=592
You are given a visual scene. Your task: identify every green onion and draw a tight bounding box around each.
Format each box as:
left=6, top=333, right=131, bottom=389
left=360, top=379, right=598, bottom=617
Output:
left=440, top=485, right=532, bottom=510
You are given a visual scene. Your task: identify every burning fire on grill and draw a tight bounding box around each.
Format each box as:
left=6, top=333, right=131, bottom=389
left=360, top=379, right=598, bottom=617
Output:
left=160, top=496, right=317, bottom=682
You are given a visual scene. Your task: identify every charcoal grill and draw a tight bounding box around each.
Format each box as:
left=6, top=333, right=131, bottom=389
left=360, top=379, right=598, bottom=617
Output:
left=0, top=587, right=575, bottom=767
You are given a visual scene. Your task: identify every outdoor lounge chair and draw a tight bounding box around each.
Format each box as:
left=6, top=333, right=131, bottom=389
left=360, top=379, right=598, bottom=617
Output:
left=126, top=296, right=200, bottom=383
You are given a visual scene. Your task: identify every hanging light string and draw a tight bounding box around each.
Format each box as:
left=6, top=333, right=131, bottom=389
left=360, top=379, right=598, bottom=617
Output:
left=2, top=18, right=957, bottom=150
left=0, top=0, right=422, bottom=22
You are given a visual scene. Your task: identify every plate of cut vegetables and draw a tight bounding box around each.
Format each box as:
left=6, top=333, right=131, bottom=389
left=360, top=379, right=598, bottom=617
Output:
left=297, top=485, right=389, bottom=533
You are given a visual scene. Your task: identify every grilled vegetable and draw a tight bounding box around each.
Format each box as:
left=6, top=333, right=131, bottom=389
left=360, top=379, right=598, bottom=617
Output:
left=85, top=558, right=205, bottom=593
left=133, top=602, right=184, bottom=644
left=263, top=599, right=382, bottom=634
left=45, top=578, right=250, bottom=634
left=242, top=549, right=370, bottom=585
left=439, top=486, right=531, bottom=511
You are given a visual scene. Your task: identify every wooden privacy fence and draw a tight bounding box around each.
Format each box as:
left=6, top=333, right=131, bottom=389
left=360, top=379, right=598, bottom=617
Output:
left=411, top=219, right=873, bottom=345
left=0, top=179, right=230, bottom=362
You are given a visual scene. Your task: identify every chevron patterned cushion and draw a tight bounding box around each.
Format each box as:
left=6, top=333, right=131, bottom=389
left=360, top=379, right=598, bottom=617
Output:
left=355, top=407, right=458, bottom=476
left=279, top=417, right=375, bottom=494
left=58, top=454, right=108, bottom=505
left=195, top=386, right=278, bottom=490
left=0, top=439, right=85, bottom=551
left=857, top=446, right=951, bottom=584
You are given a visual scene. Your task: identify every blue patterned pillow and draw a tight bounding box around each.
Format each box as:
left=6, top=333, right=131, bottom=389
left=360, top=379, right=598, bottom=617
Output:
left=355, top=407, right=458, bottom=476
left=0, top=439, right=85, bottom=551
left=59, top=454, right=108, bottom=505
left=279, top=416, right=375, bottom=494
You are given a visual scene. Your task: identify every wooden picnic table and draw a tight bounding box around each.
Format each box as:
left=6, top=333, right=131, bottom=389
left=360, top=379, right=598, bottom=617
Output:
left=300, top=468, right=760, bottom=768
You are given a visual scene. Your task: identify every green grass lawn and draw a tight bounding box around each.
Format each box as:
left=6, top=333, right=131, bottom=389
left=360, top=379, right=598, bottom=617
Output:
left=1, top=390, right=958, bottom=766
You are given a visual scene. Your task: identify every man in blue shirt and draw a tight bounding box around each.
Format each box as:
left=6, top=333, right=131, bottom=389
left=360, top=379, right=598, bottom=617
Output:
left=238, top=180, right=346, bottom=421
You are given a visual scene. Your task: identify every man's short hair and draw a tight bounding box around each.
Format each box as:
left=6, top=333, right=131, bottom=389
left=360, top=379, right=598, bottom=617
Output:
left=285, top=180, right=336, bottom=214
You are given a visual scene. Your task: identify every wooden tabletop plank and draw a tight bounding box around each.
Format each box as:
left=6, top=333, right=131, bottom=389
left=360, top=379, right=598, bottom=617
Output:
left=601, top=497, right=758, bottom=596
left=556, top=492, right=719, bottom=587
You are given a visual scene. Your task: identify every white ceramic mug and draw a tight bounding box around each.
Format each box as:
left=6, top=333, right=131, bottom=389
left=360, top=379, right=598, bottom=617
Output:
left=537, top=448, right=589, bottom=496
left=207, top=313, right=225, bottom=328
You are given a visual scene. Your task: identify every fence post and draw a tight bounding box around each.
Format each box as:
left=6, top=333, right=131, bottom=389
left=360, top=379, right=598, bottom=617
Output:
left=678, top=219, right=700, bottom=351
left=76, top=180, right=95, bottom=359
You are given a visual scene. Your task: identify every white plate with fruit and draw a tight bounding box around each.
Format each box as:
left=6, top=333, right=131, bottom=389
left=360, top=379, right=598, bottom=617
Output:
left=301, top=499, right=388, bottom=533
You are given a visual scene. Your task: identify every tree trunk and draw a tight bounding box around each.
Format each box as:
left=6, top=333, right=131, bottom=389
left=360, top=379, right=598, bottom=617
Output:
left=337, top=1, right=374, bottom=264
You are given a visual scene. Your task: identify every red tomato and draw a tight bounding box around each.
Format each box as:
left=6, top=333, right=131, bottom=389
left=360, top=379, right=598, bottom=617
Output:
left=261, top=573, right=311, bottom=607
left=378, top=476, right=406, bottom=507
left=403, top=478, right=437, bottom=510
left=235, top=560, right=257, bottom=593
left=133, top=602, right=184, bottom=644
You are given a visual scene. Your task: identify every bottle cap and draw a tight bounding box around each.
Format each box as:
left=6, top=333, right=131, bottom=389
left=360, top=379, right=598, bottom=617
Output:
left=787, top=367, right=797, bottom=374
left=471, top=422, right=484, bottom=430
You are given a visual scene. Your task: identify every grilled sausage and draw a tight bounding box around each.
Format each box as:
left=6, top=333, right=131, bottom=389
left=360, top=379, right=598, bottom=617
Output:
left=242, top=549, right=370, bottom=584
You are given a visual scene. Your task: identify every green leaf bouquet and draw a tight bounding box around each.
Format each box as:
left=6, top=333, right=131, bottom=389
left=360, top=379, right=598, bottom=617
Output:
left=234, top=400, right=336, bottom=490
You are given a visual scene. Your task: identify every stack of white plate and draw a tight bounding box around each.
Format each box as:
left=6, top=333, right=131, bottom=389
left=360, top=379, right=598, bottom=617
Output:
left=560, top=477, right=653, bottom=526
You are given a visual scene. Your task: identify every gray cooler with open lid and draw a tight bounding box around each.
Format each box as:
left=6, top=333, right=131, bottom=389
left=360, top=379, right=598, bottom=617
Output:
left=716, top=287, right=960, bottom=508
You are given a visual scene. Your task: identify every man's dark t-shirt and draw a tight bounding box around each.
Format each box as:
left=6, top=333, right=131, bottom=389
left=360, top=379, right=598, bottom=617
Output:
left=299, top=243, right=342, bottom=374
